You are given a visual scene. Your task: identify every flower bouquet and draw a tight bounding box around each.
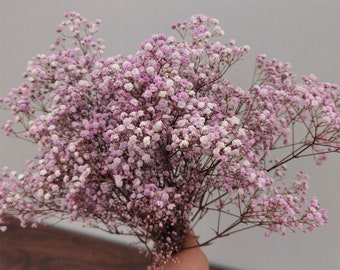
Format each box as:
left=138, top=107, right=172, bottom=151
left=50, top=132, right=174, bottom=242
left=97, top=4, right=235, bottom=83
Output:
left=0, top=12, right=339, bottom=268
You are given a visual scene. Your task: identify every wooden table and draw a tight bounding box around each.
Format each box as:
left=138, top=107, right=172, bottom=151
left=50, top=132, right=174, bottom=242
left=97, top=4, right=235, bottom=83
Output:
left=0, top=217, right=229, bottom=270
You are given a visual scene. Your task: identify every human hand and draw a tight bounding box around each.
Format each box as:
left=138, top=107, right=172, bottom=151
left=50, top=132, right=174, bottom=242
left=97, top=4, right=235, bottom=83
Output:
left=162, top=231, right=209, bottom=270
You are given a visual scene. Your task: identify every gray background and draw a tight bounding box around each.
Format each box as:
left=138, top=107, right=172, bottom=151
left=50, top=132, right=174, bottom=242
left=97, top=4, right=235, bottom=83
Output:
left=0, top=1, right=339, bottom=269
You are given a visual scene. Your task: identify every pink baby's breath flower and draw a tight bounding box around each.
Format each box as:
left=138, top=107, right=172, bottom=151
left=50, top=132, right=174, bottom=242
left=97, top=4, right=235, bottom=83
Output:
left=142, top=154, right=151, bottom=163
left=179, top=140, right=189, bottom=148
left=143, top=136, right=151, bottom=146
left=114, top=175, right=123, bottom=188
left=124, top=82, right=133, bottom=91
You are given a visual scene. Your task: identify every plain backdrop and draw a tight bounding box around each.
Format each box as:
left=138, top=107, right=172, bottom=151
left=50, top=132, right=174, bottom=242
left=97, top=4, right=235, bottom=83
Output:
left=0, top=1, right=339, bottom=270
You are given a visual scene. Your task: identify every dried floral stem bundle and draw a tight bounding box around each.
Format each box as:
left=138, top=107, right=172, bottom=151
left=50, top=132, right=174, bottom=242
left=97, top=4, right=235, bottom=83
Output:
left=0, top=13, right=339, bottom=267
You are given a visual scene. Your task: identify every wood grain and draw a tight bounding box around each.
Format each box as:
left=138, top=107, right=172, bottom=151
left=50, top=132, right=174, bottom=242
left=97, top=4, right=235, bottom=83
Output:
left=0, top=216, right=228, bottom=270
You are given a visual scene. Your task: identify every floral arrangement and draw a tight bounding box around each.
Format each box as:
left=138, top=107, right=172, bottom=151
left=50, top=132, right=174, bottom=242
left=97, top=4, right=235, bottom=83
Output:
left=0, top=12, right=339, bottom=268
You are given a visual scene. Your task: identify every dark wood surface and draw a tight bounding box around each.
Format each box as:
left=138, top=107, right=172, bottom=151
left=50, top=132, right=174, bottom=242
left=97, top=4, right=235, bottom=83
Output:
left=0, top=217, right=228, bottom=270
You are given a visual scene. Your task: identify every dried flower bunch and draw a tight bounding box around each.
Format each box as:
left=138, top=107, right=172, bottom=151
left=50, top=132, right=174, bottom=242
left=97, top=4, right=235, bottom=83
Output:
left=0, top=12, right=339, bottom=267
